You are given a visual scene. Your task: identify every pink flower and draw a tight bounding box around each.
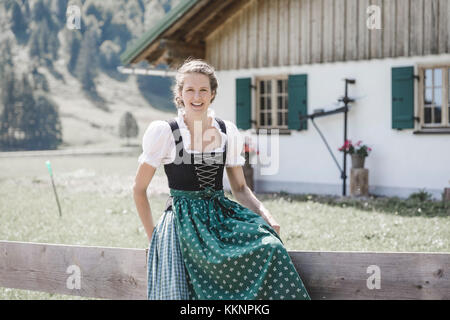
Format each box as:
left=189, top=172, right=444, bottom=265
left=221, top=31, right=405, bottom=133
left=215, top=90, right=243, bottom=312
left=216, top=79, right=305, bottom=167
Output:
left=339, top=139, right=372, bottom=157
left=244, top=139, right=258, bottom=154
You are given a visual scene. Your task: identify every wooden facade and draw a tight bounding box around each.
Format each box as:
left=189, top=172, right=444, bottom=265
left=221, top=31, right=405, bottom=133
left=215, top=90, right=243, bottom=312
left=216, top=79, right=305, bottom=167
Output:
left=205, top=0, right=450, bottom=70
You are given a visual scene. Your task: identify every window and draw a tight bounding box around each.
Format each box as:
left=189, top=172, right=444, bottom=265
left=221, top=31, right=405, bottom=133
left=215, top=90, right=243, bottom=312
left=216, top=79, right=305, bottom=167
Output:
left=419, top=65, right=450, bottom=129
left=256, top=76, right=288, bottom=129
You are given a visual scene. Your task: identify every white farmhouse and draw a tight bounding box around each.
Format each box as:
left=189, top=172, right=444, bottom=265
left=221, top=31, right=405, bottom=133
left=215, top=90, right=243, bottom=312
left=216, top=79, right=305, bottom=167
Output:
left=121, top=0, right=450, bottom=200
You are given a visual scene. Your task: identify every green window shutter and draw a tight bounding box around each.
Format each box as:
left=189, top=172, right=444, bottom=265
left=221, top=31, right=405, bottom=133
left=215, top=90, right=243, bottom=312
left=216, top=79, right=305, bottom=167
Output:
left=288, top=74, right=308, bottom=130
left=236, top=78, right=252, bottom=130
left=392, top=66, right=415, bottom=129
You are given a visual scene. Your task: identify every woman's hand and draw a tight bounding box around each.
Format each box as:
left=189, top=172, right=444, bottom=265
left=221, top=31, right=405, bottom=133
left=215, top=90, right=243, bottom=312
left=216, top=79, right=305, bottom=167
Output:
left=259, top=207, right=281, bottom=235
left=265, top=216, right=281, bottom=236
left=270, top=221, right=281, bottom=236
left=225, top=167, right=281, bottom=235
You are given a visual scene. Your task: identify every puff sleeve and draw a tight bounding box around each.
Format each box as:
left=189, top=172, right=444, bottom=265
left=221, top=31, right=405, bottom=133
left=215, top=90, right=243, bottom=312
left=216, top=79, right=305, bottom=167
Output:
left=137, top=120, right=173, bottom=168
left=224, top=120, right=246, bottom=167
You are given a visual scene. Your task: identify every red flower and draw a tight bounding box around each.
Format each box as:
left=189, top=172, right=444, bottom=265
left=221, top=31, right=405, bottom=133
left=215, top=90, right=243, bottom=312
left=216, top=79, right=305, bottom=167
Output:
left=244, top=142, right=258, bottom=154
left=338, top=139, right=372, bottom=157
left=339, top=140, right=353, bottom=152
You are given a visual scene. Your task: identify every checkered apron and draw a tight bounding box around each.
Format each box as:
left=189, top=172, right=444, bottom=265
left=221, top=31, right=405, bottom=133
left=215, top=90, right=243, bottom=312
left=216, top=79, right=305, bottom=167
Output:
left=147, top=197, right=189, bottom=300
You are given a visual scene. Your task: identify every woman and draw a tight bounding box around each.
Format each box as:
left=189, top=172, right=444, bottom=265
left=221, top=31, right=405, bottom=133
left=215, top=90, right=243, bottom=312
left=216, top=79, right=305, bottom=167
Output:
left=133, top=58, right=310, bottom=300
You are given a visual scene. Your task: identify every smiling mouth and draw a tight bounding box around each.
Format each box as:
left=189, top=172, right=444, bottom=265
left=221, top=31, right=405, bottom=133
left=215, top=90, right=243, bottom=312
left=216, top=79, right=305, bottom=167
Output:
left=191, top=103, right=203, bottom=107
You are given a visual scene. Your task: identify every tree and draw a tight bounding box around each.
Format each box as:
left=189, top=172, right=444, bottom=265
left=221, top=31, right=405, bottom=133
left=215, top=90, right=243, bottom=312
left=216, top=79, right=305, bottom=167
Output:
left=28, top=26, right=41, bottom=58
left=30, top=64, right=49, bottom=92
left=0, top=38, right=14, bottom=77
left=118, top=111, right=139, bottom=146
left=137, top=62, right=176, bottom=112
left=30, top=93, right=62, bottom=150
left=84, top=0, right=102, bottom=21
left=0, top=70, right=62, bottom=151
left=32, top=0, right=52, bottom=27
left=0, top=68, right=17, bottom=149
left=64, top=29, right=82, bottom=74
left=28, top=1, right=60, bottom=63
left=74, top=28, right=99, bottom=93
left=10, top=0, right=28, bottom=42
left=49, top=0, right=69, bottom=26
left=99, top=40, right=121, bottom=70
left=18, top=73, right=37, bottom=149
left=28, top=18, right=59, bottom=62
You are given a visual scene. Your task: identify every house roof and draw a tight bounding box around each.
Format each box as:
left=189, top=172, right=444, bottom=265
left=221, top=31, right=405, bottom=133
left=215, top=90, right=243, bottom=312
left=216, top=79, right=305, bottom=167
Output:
left=119, top=0, right=250, bottom=66
left=120, top=0, right=199, bottom=65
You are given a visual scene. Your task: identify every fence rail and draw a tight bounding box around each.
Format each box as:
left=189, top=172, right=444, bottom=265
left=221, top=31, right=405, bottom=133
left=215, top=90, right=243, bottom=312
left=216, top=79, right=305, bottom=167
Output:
left=0, top=240, right=449, bottom=300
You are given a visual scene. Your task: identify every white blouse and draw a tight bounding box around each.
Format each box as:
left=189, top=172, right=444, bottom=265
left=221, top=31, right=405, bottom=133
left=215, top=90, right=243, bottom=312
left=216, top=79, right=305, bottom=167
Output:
left=138, top=108, right=246, bottom=168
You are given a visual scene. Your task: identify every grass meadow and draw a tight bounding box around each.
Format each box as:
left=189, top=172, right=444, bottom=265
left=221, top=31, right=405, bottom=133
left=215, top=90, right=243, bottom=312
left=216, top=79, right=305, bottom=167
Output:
left=0, top=154, right=449, bottom=299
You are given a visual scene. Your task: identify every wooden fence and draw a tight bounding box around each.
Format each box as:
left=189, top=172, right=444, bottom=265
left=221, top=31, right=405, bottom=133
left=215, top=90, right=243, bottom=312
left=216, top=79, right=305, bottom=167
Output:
left=0, top=240, right=449, bottom=300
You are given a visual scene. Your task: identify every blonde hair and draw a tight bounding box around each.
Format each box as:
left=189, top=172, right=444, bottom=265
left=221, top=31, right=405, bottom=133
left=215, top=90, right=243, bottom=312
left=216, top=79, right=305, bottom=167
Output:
left=172, top=58, right=218, bottom=108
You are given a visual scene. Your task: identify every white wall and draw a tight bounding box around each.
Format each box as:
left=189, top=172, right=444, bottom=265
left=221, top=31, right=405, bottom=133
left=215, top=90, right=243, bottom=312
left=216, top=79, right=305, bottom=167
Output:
left=216, top=54, right=450, bottom=200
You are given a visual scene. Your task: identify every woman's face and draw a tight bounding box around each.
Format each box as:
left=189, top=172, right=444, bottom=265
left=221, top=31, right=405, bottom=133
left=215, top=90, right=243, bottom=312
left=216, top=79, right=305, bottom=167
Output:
left=180, top=73, right=215, bottom=116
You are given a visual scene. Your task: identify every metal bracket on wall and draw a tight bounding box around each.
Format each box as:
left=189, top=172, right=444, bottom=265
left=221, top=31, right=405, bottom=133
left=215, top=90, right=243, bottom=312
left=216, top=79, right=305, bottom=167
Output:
left=298, top=78, right=357, bottom=197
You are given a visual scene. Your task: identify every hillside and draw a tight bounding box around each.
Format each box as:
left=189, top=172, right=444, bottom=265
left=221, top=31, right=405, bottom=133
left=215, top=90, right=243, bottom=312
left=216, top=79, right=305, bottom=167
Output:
left=0, top=0, right=180, bottom=151
left=40, top=51, right=175, bottom=150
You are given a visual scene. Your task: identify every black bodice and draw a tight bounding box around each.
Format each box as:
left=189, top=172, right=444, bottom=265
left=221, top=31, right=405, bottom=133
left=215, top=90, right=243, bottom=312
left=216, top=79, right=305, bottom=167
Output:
left=163, top=118, right=227, bottom=191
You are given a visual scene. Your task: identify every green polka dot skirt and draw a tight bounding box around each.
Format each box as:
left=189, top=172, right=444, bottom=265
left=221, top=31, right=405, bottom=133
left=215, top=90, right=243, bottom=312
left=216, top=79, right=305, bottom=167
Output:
left=170, top=187, right=311, bottom=300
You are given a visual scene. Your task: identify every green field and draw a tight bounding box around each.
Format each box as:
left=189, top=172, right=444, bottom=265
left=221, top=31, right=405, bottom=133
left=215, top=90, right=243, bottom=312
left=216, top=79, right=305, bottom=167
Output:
left=0, top=154, right=449, bottom=299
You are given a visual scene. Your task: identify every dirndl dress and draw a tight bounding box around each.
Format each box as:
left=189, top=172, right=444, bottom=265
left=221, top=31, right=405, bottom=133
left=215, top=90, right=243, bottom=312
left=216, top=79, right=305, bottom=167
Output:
left=147, top=117, right=310, bottom=300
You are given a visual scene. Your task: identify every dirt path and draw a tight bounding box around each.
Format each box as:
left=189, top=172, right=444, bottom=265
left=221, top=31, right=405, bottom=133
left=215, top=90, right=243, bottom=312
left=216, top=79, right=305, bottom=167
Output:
left=0, top=147, right=141, bottom=158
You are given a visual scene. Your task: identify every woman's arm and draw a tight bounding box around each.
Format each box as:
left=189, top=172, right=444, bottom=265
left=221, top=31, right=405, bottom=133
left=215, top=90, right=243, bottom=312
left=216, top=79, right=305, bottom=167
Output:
left=133, top=163, right=157, bottom=242
left=226, top=166, right=281, bottom=235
